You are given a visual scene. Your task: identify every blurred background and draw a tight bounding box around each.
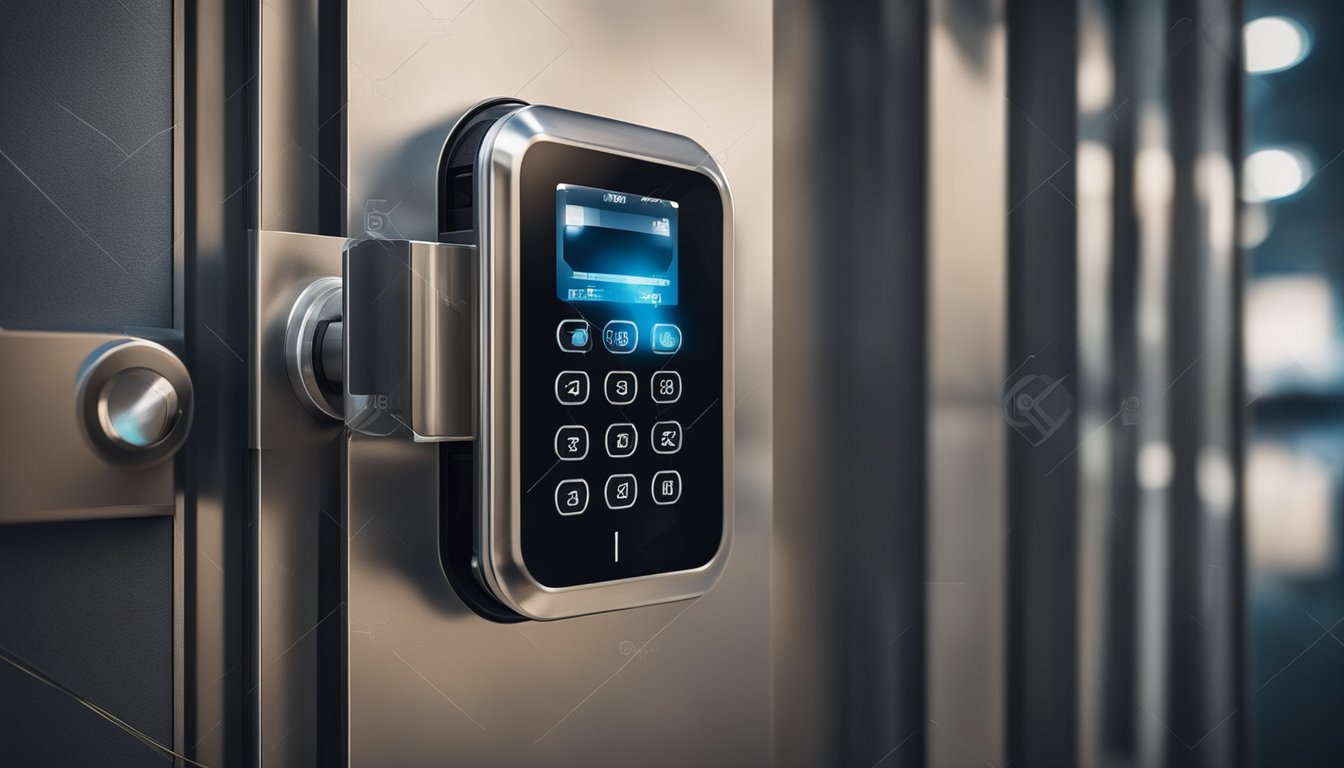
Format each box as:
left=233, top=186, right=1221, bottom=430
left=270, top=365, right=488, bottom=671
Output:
left=775, top=0, right=1344, bottom=766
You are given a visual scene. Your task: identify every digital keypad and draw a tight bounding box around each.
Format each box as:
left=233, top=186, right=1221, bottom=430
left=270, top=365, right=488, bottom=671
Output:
left=549, top=321, right=688, bottom=520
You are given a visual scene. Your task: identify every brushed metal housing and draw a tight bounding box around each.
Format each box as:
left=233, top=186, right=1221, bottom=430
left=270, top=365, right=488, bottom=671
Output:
left=473, top=104, right=736, bottom=620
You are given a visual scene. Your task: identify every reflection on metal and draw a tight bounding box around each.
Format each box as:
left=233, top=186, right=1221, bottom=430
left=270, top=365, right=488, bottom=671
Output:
left=249, top=229, right=348, bottom=766
left=342, top=0, right=772, bottom=763
left=285, top=276, right=345, bottom=421
left=343, top=239, right=477, bottom=442
left=927, top=0, right=1007, bottom=766
left=78, top=339, right=193, bottom=466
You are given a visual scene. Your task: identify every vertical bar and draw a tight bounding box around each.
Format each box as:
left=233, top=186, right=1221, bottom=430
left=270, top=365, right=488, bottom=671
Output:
left=183, top=0, right=257, bottom=764
left=1164, top=0, right=1242, bottom=765
left=252, top=1, right=347, bottom=764
left=774, top=0, right=928, bottom=765
left=173, top=0, right=187, bottom=756
left=926, top=0, right=1008, bottom=766
left=257, top=0, right=323, bottom=233
left=1005, top=0, right=1080, bottom=766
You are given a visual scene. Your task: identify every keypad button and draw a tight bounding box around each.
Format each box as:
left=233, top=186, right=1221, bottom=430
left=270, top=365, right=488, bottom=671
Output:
left=556, top=319, right=592, bottom=353
left=652, top=470, right=682, bottom=505
left=604, top=473, right=638, bottom=509
left=651, top=420, right=683, bottom=454
left=602, top=320, right=638, bottom=354
left=554, top=479, right=589, bottom=516
left=651, top=323, right=682, bottom=354
left=555, top=371, right=590, bottom=405
left=651, top=371, right=682, bottom=404
left=554, top=425, right=589, bottom=461
left=605, top=371, right=638, bottom=405
left=605, top=423, right=638, bottom=458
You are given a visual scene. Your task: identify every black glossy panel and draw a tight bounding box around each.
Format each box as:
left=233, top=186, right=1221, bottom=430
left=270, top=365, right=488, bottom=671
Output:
left=518, top=142, right=724, bottom=588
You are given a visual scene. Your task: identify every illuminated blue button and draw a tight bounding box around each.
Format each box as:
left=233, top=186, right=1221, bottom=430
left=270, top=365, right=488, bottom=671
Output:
left=556, top=319, right=591, bottom=353
left=651, top=324, right=682, bottom=354
left=603, top=320, right=638, bottom=354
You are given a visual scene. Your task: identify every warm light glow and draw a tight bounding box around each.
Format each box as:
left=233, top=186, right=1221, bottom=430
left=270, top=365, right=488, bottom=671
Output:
left=1243, top=148, right=1310, bottom=202
left=1240, top=203, right=1273, bottom=249
left=1245, top=16, right=1310, bottom=74
left=1248, top=444, right=1333, bottom=575
left=1245, top=276, right=1335, bottom=392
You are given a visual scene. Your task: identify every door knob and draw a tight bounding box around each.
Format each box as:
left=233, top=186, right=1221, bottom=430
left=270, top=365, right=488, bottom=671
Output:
left=77, top=338, right=193, bottom=466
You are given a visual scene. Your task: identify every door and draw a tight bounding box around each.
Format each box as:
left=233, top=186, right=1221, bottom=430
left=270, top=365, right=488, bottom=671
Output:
left=4, top=1, right=772, bottom=766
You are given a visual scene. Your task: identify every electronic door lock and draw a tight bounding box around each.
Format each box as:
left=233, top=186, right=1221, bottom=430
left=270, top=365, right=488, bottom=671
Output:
left=430, top=101, right=735, bottom=620
left=269, top=101, right=734, bottom=621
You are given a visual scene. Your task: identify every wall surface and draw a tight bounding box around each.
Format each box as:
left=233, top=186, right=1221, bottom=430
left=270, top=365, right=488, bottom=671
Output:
left=342, top=1, right=773, bottom=765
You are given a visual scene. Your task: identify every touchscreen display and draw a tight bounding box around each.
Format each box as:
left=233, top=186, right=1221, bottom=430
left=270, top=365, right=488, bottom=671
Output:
left=555, top=184, right=679, bottom=305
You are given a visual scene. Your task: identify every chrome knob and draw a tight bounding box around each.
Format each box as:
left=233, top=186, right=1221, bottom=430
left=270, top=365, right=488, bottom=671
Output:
left=77, top=339, right=193, bottom=466
left=97, top=368, right=180, bottom=448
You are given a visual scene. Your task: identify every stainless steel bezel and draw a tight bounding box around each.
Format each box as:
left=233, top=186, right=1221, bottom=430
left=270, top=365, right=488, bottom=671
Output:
left=474, top=104, right=734, bottom=620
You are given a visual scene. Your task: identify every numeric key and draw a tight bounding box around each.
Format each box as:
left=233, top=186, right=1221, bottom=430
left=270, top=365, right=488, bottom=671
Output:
left=605, top=423, right=638, bottom=458
left=554, top=425, right=589, bottom=461
left=651, top=371, right=681, bottom=404
left=554, top=479, right=589, bottom=516
left=652, top=470, right=682, bottom=505
left=651, top=420, right=683, bottom=454
left=605, top=474, right=638, bottom=509
left=605, top=371, right=637, bottom=405
left=555, top=371, right=590, bottom=405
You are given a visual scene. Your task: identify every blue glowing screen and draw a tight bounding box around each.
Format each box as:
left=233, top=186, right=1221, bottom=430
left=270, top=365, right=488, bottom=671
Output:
left=555, top=184, right=678, bottom=305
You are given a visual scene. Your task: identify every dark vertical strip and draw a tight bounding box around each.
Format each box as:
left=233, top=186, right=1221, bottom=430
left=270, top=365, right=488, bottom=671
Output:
left=1103, top=0, right=1142, bottom=756
left=316, top=3, right=348, bottom=764
left=1006, top=1, right=1079, bottom=767
left=183, top=0, right=256, bottom=764
left=1166, top=1, right=1207, bottom=761
left=317, top=0, right=347, bottom=237
left=1166, top=0, right=1243, bottom=765
left=1229, top=2, right=1247, bottom=764
left=774, top=0, right=928, bottom=766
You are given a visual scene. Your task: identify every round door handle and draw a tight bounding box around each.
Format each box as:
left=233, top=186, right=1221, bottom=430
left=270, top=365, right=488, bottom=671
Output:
left=77, top=339, right=193, bottom=466
left=97, top=368, right=180, bottom=449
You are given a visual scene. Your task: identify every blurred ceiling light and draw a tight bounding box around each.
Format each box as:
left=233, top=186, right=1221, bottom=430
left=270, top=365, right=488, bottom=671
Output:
left=1138, top=441, right=1173, bottom=491
left=1248, top=444, right=1332, bottom=576
left=1078, top=14, right=1114, bottom=112
left=1242, top=148, right=1311, bottom=202
left=1245, top=275, right=1334, bottom=392
left=1198, top=448, right=1235, bottom=514
left=1244, top=16, right=1310, bottom=74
